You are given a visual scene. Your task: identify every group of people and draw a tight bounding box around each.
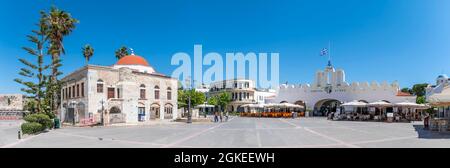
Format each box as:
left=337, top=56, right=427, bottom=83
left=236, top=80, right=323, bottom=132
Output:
left=214, top=112, right=228, bottom=123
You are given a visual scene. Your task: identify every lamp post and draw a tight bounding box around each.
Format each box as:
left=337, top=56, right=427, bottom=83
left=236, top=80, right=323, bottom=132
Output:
left=185, top=77, right=193, bottom=124
left=100, top=99, right=105, bottom=126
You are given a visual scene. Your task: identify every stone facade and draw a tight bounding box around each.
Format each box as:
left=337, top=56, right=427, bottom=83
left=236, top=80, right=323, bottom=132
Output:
left=0, top=94, right=23, bottom=111
left=270, top=63, right=416, bottom=116
left=60, top=55, right=178, bottom=125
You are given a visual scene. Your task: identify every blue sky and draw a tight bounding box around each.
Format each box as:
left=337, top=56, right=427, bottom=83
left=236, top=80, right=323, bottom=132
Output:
left=1, top=0, right=450, bottom=93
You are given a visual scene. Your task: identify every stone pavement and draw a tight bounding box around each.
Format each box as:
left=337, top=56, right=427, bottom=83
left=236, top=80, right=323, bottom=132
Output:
left=2, top=117, right=450, bottom=148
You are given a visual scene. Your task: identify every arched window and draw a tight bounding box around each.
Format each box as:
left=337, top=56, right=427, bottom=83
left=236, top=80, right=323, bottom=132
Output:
left=110, top=106, right=121, bottom=114
left=97, top=79, right=104, bottom=93
left=164, top=104, right=173, bottom=119
left=167, top=87, right=172, bottom=100
left=154, top=85, right=160, bottom=99
left=140, top=84, right=146, bottom=99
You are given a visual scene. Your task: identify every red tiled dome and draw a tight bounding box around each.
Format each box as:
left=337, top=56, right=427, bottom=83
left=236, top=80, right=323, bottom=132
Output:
left=116, top=55, right=149, bottom=66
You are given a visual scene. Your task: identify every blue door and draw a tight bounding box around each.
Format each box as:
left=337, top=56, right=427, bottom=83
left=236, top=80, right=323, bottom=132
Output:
left=138, top=107, right=145, bottom=122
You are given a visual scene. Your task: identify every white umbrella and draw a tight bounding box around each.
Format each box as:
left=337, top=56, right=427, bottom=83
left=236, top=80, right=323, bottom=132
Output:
left=341, top=100, right=367, bottom=107
left=395, top=102, right=430, bottom=109
left=368, top=101, right=393, bottom=107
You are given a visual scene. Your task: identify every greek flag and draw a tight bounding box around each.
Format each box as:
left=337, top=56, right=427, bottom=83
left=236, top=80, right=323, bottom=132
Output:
left=320, top=48, right=328, bottom=56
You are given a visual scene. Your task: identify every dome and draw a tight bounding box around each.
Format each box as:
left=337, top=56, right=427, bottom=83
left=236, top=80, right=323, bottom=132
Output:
left=437, top=74, right=448, bottom=79
left=113, top=54, right=156, bottom=74
left=116, top=55, right=150, bottom=66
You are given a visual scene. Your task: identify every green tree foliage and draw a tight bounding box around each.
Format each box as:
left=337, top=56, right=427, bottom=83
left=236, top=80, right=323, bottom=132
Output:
left=402, top=83, right=429, bottom=104
left=115, top=46, right=129, bottom=59
left=208, top=92, right=232, bottom=113
left=401, top=87, right=412, bottom=94
left=15, top=7, right=78, bottom=115
left=412, top=83, right=429, bottom=97
left=416, top=96, right=426, bottom=104
left=82, top=44, right=94, bottom=65
left=177, top=89, right=206, bottom=110
left=46, top=6, right=78, bottom=114
left=14, top=13, right=51, bottom=113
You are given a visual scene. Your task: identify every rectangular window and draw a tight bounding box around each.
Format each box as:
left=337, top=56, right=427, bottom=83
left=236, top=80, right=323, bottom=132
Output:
left=68, top=87, right=72, bottom=98
left=140, top=89, right=146, bottom=99
left=155, top=90, right=160, bottom=99
left=117, top=88, right=121, bottom=98
left=62, top=89, right=65, bottom=100
left=76, top=84, right=80, bottom=97
left=107, top=88, right=115, bottom=99
left=167, top=91, right=172, bottom=100
left=97, top=83, right=103, bottom=93
left=72, top=85, right=75, bottom=98
left=81, top=83, right=84, bottom=97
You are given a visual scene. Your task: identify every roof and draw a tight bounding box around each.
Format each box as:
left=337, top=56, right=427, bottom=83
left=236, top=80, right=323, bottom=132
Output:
left=396, top=91, right=413, bottom=96
left=116, top=55, right=150, bottom=66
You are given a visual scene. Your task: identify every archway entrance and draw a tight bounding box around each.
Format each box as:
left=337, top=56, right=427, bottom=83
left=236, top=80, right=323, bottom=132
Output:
left=314, top=99, right=341, bottom=116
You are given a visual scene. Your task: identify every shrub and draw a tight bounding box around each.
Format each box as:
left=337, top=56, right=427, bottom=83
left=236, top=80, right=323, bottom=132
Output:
left=23, top=113, right=53, bottom=129
left=21, top=122, right=44, bottom=134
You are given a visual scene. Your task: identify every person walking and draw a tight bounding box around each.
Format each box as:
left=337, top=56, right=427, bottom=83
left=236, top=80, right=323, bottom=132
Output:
left=214, top=112, right=219, bottom=123
left=225, top=111, right=229, bottom=122
left=219, top=112, right=223, bottom=122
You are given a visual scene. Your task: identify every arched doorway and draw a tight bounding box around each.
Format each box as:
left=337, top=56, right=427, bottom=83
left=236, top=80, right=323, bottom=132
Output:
left=109, top=106, right=125, bottom=123
left=314, top=99, right=341, bottom=116
left=150, top=103, right=160, bottom=119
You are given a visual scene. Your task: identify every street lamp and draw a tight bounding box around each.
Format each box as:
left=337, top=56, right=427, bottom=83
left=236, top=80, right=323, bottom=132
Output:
left=185, top=76, right=194, bottom=124
left=100, top=99, right=105, bottom=126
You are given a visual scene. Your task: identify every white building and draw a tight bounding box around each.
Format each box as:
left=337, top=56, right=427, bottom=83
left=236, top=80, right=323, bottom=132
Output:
left=271, top=62, right=416, bottom=116
left=426, top=74, right=450, bottom=119
left=208, top=79, right=276, bottom=112
left=60, top=52, right=178, bottom=125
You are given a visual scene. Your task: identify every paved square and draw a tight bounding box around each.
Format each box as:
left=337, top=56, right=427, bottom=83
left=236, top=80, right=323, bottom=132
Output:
left=2, top=117, right=450, bottom=148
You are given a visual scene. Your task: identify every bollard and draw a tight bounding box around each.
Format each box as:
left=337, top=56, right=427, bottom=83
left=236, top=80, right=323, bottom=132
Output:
left=18, top=130, right=22, bottom=140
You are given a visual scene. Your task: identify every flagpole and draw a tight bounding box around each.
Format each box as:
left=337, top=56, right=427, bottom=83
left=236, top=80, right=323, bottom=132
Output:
left=328, top=41, right=331, bottom=65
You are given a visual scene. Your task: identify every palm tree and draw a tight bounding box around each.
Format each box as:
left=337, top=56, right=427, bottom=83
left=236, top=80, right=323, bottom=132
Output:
left=45, top=6, right=78, bottom=113
left=82, top=44, right=94, bottom=65
left=115, top=46, right=129, bottom=59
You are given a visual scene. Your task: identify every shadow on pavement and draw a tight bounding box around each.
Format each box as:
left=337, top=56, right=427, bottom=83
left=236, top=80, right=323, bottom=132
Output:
left=413, top=125, right=450, bottom=139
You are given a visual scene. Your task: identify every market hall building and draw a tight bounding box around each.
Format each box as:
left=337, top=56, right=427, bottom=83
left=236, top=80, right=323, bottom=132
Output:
left=270, top=62, right=416, bottom=116
left=59, top=52, right=178, bottom=125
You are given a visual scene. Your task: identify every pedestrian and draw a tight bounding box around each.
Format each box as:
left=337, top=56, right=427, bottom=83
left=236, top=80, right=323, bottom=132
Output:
left=292, top=111, right=295, bottom=119
left=219, top=112, right=223, bottom=122
left=214, top=112, right=219, bottom=123
left=225, top=111, right=229, bottom=122
left=424, top=115, right=429, bottom=129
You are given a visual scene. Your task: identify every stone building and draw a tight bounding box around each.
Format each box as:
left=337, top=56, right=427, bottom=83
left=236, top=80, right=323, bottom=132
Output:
left=271, top=62, right=416, bottom=116
left=0, top=94, right=26, bottom=120
left=60, top=52, right=178, bottom=125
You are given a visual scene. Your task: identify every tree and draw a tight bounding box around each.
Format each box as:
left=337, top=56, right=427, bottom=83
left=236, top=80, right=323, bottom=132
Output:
left=208, top=92, right=232, bottom=114
left=412, top=83, right=428, bottom=97
left=177, top=89, right=206, bottom=113
left=14, top=13, right=51, bottom=113
left=401, top=87, right=412, bottom=94
left=115, top=46, right=129, bottom=59
left=82, top=44, right=94, bottom=65
left=45, top=6, right=78, bottom=114
left=416, top=96, right=426, bottom=104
